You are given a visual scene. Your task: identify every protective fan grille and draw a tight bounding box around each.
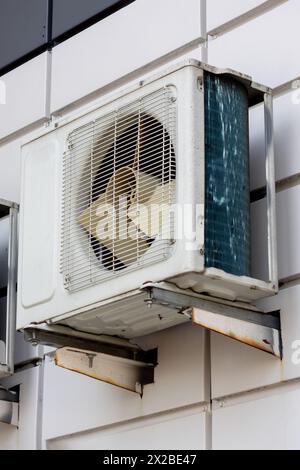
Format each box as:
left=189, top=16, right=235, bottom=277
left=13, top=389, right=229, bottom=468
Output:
left=61, top=87, right=177, bottom=292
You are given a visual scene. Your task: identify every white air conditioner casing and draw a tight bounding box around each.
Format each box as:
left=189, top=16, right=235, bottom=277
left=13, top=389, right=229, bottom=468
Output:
left=17, top=60, right=278, bottom=339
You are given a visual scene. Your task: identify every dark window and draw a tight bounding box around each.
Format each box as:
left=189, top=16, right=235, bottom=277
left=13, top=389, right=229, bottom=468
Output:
left=0, top=0, right=48, bottom=71
left=52, top=0, right=133, bottom=41
left=0, top=0, right=135, bottom=75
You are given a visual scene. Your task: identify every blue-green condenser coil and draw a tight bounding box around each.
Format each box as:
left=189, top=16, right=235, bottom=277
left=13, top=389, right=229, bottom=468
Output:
left=204, top=72, right=251, bottom=277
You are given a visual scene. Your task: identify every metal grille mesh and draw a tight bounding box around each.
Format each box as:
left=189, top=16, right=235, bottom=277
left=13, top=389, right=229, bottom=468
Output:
left=61, top=87, right=177, bottom=292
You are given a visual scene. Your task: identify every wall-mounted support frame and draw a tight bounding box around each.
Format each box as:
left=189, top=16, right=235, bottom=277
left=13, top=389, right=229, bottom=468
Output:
left=0, top=198, right=18, bottom=378
left=23, top=281, right=282, bottom=394
left=55, top=347, right=155, bottom=394
left=24, top=324, right=157, bottom=394
left=144, top=284, right=282, bottom=358
left=192, top=306, right=281, bottom=357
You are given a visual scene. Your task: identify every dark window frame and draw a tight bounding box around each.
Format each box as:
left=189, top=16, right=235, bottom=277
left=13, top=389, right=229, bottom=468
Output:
left=0, top=0, right=135, bottom=77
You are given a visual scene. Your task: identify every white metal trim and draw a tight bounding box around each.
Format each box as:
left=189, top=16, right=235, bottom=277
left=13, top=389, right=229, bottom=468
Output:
left=264, top=93, right=278, bottom=289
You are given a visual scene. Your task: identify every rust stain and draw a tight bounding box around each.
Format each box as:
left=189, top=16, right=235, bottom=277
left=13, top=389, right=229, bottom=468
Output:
left=226, top=330, right=272, bottom=354
left=55, top=350, right=140, bottom=393
left=192, top=308, right=277, bottom=356
left=56, top=361, right=136, bottom=392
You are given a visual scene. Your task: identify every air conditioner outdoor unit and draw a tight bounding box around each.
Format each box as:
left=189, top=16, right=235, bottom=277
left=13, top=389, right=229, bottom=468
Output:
left=17, top=60, right=278, bottom=340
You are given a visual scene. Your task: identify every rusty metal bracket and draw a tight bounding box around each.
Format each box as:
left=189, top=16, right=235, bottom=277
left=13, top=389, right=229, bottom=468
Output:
left=55, top=347, right=155, bottom=394
left=24, top=324, right=157, bottom=394
left=144, top=285, right=282, bottom=358
left=191, top=306, right=281, bottom=358
left=22, top=284, right=282, bottom=396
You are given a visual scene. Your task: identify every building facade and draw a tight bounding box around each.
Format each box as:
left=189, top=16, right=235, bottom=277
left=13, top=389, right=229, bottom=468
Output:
left=0, top=0, right=300, bottom=450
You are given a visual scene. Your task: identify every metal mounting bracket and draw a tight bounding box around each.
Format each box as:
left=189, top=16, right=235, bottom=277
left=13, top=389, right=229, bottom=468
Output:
left=55, top=346, right=155, bottom=394
left=24, top=324, right=157, bottom=394
left=0, top=387, right=19, bottom=426
left=143, top=285, right=282, bottom=358
left=23, top=282, right=281, bottom=394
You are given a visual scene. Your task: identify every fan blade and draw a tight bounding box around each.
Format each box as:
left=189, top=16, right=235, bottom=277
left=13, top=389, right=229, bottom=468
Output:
left=78, top=194, right=149, bottom=266
left=128, top=180, right=175, bottom=238
left=78, top=193, right=107, bottom=236
left=129, top=170, right=161, bottom=205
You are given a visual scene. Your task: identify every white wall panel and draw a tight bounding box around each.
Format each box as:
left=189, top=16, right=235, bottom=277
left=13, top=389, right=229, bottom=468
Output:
left=276, top=186, right=300, bottom=280
left=250, top=92, right=300, bottom=190
left=211, top=332, right=282, bottom=399
left=207, top=0, right=265, bottom=32
left=273, top=92, right=300, bottom=182
left=47, top=408, right=205, bottom=450
left=50, top=0, right=202, bottom=111
left=212, top=283, right=300, bottom=398
left=1, top=367, right=40, bottom=449
left=213, top=386, right=300, bottom=449
left=14, top=367, right=41, bottom=450
left=0, top=53, right=49, bottom=140
left=251, top=185, right=300, bottom=281
left=0, top=423, right=17, bottom=450
left=208, top=0, right=300, bottom=88
left=42, top=324, right=205, bottom=440
left=258, top=285, right=300, bottom=382
left=0, top=139, right=22, bottom=202
left=277, top=286, right=300, bottom=381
